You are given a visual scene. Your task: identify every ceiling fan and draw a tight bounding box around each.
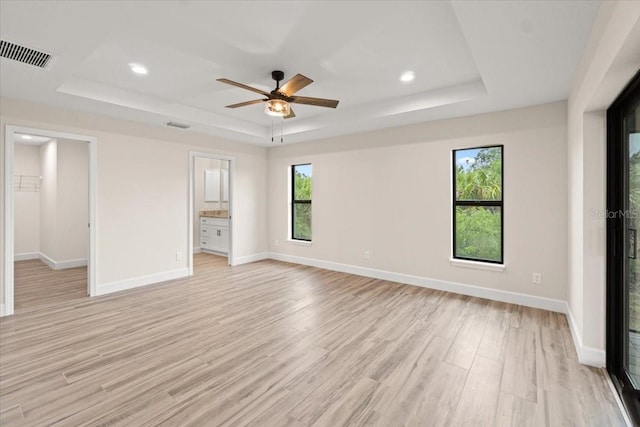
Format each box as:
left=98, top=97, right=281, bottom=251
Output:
left=217, top=70, right=339, bottom=119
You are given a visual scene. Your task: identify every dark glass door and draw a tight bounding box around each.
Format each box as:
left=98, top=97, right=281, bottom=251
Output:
left=608, top=70, right=640, bottom=424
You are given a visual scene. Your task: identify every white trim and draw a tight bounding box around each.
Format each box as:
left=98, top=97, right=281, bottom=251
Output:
left=39, top=252, right=56, bottom=269
left=3, top=130, right=14, bottom=316
left=94, top=268, right=189, bottom=296
left=449, top=258, right=505, bottom=272
left=193, top=247, right=202, bottom=254
left=88, top=130, right=98, bottom=297
left=3, top=125, right=98, bottom=317
left=234, top=252, right=269, bottom=266
left=268, top=252, right=566, bottom=313
left=38, top=253, right=87, bottom=270
left=287, top=239, right=312, bottom=247
left=55, top=258, right=87, bottom=269
left=14, top=252, right=39, bottom=261
left=188, top=151, right=235, bottom=277
left=0, top=304, right=5, bottom=317
left=565, top=302, right=606, bottom=367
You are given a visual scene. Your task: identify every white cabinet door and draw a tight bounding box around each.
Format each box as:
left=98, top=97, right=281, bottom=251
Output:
left=218, top=227, right=229, bottom=252
left=199, top=217, right=228, bottom=253
left=209, top=227, right=228, bottom=253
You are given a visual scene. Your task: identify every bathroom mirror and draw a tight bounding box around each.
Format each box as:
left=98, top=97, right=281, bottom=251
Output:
left=204, top=169, right=220, bottom=202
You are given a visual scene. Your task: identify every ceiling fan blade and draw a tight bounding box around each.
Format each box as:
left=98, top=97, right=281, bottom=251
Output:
left=280, top=74, right=313, bottom=96
left=290, top=96, right=339, bottom=108
left=284, top=108, right=296, bottom=119
left=225, top=99, right=266, bottom=108
left=217, top=78, right=270, bottom=96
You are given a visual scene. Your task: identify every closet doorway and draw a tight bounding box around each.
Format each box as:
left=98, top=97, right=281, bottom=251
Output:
left=3, top=125, right=97, bottom=316
left=188, top=151, right=234, bottom=275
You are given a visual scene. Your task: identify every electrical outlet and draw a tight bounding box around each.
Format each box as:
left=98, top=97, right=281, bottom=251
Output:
left=364, top=251, right=370, bottom=260
left=532, top=272, right=541, bottom=285
left=176, top=251, right=183, bottom=261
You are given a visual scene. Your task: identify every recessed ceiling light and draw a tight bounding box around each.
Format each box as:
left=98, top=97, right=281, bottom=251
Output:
left=129, top=63, right=148, bottom=75
left=400, top=71, right=415, bottom=83
left=21, top=135, right=32, bottom=140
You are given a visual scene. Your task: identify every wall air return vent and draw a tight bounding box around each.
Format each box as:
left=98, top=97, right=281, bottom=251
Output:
left=166, top=122, right=190, bottom=129
left=0, top=40, right=53, bottom=69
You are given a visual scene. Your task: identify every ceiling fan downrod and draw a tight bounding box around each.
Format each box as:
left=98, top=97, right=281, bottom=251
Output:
left=272, top=70, right=284, bottom=91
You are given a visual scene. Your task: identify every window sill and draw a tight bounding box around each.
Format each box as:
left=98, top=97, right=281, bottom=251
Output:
left=287, top=239, right=312, bottom=247
left=449, top=258, right=505, bottom=272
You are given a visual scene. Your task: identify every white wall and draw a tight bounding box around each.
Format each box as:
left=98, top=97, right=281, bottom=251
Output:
left=36, top=138, right=89, bottom=266
left=0, top=97, right=268, bottom=304
left=39, top=139, right=57, bottom=261
left=567, top=1, right=640, bottom=365
left=13, top=144, right=40, bottom=256
left=56, top=139, right=88, bottom=262
left=269, top=102, right=568, bottom=302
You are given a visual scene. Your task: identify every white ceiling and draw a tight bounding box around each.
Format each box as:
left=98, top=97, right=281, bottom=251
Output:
left=0, top=1, right=601, bottom=147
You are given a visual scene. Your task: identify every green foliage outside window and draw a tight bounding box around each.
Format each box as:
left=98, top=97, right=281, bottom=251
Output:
left=454, top=147, right=503, bottom=262
left=293, top=164, right=312, bottom=241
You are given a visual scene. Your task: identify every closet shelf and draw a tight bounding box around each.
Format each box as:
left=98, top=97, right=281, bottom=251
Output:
left=14, top=175, right=41, bottom=192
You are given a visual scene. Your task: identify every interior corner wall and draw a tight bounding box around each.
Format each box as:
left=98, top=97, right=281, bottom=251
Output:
left=39, top=139, right=58, bottom=262
left=0, top=97, right=268, bottom=305
left=567, top=0, right=640, bottom=363
left=56, top=139, right=88, bottom=263
left=13, top=144, right=40, bottom=256
left=268, top=101, right=569, bottom=304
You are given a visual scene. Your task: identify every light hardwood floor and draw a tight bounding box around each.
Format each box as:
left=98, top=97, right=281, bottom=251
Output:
left=0, top=253, right=625, bottom=426
left=13, top=259, right=87, bottom=311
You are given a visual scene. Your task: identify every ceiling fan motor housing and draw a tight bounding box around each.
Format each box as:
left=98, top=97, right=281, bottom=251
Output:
left=272, top=70, right=285, bottom=82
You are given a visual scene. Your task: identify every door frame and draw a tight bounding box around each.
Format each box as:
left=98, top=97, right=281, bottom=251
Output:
left=188, top=151, right=235, bottom=275
left=3, top=125, right=98, bottom=316
left=606, top=70, right=640, bottom=425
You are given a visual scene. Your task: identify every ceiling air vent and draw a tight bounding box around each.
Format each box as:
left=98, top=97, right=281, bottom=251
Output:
left=166, top=122, right=190, bottom=129
left=0, top=40, right=53, bottom=69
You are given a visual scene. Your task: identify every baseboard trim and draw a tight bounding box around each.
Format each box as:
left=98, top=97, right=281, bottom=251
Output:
left=95, top=268, right=190, bottom=297
left=39, top=252, right=56, bottom=269
left=14, top=252, right=39, bottom=261
left=565, top=303, right=606, bottom=367
left=53, top=258, right=87, bottom=269
left=269, top=252, right=567, bottom=314
left=233, top=252, right=269, bottom=266
left=193, top=247, right=202, bottom=254
left=38, top=253, right=87, bottom=270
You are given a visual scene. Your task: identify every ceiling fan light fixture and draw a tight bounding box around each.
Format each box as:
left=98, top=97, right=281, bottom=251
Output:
left=264, top=99, right=290, bottom=117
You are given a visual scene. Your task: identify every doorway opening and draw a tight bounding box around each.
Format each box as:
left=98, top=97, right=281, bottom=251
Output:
left=188, top=151, right=233, bottom=275
left=3, top=125, right=97, bottom=316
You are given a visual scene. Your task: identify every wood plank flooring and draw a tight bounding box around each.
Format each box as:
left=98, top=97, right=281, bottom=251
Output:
left=13, top=259, right=87, bottom=311
left=0, top=253, right=625, bottom=426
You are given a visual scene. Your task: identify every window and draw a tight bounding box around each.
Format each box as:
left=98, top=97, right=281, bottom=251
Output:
left=452, top=146, right=503, bottom=264
left=291, top=164, right=312, bottom=241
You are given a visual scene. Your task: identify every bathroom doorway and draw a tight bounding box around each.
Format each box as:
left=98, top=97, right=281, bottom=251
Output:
left=188, top=151, right=233, bottom=275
